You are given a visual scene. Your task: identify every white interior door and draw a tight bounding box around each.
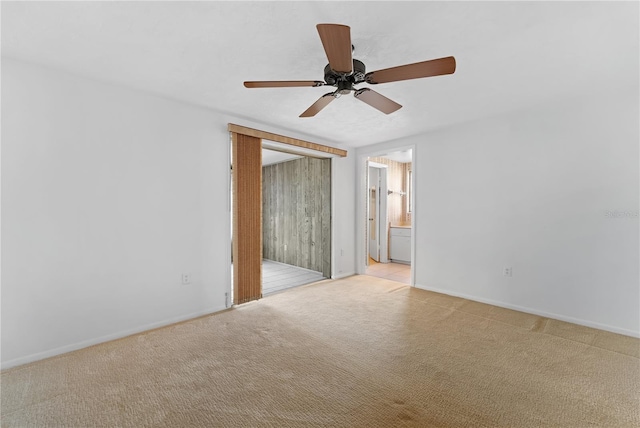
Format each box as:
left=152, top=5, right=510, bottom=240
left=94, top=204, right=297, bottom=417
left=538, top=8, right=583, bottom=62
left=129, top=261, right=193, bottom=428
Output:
left=368, top=166, right=380, bottom=262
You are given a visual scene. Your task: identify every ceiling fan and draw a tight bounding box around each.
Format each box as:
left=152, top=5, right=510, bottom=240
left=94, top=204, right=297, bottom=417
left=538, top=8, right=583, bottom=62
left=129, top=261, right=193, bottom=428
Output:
left=244, top=24, right=456, bottom=118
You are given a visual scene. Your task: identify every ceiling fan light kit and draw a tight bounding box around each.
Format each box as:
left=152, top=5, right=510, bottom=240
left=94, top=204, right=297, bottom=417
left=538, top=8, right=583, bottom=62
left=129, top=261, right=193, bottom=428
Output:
left=244, top=24, right=456, bottom=117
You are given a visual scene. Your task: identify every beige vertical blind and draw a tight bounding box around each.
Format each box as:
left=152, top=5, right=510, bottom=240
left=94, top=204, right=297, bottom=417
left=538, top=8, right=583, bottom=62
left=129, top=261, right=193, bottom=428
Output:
left=232, top=133, right=263, bottom=304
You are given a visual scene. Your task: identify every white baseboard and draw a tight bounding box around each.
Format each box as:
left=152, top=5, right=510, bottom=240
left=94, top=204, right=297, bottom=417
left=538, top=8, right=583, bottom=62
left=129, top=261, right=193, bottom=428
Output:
left=1, top=306, right=228, bottom=371
left=414, top=283, right=640, bottom=339
left=333, top=271, right=356, bottom=279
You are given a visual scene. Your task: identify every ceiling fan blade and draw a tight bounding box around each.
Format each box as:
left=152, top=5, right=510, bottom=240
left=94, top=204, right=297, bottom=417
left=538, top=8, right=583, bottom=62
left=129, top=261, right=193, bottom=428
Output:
left=316, top=24, right=353, bottom=74
left=300, top=93, right=336, bottom=117
left=365, top=56, right=456, bottom=84
left=354, top=88, right=402, bottom=114
left=244, top=80, right=324, bottom=88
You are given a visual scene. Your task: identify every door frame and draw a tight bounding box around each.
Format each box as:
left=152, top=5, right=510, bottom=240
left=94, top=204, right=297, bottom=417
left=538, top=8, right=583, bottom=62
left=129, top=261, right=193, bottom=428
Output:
left=228, top=124, right=347, bottom=305
left=356, top=144, right=416, bottom=286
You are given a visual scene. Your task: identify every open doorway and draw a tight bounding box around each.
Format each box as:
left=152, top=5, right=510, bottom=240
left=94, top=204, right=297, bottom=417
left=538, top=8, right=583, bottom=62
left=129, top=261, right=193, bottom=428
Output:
left=229, top=124, right=346, bottom=305
left=365, top=150, right=413, bottom=284
left=261, top=146, right=331, bottom=295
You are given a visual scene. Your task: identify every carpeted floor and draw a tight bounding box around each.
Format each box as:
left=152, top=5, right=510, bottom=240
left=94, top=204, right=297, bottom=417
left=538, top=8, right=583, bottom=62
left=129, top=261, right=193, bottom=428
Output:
left=2, top=276, right=639, bottom=427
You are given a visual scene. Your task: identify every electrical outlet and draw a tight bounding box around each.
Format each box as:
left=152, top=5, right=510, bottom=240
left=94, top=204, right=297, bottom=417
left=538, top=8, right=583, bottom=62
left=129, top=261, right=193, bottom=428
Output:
left=341, top=249, right=344, bottom=256
left=503, top=267, right=513, bottom=277
left=284, top=244, right=287, bottom=251
left=182, top=273, right=191, bottom=285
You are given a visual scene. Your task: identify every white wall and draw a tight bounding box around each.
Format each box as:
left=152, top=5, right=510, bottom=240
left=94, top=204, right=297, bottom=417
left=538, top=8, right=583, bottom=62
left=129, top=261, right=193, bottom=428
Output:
left=1, top=58, right=357, bottom=367
left=332, top=154, right=357, bottom=278
left=357, top=88, right=639, bottom=336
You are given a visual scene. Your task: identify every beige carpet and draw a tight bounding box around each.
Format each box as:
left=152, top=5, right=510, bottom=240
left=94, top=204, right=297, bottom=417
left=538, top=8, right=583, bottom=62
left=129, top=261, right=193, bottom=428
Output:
left=2, top=276, right=639, bottom=427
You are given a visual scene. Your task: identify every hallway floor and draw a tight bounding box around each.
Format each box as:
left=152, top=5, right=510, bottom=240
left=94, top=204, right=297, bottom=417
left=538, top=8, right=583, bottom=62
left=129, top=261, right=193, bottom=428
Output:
left=262, top=259, right=325, bottom=295
left=365, top=259, right=411, bottom=284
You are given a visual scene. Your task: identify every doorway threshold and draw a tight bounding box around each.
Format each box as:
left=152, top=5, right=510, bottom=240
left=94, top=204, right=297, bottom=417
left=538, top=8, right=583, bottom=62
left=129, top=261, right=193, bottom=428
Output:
left=263, top=260, right=325, bottom=295
left=365, top=259, right=411, bottom=285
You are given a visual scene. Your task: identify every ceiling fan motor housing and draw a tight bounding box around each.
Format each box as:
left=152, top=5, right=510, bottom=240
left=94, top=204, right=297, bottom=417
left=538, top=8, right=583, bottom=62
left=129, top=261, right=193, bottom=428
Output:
left=324, top=59, right=366, bottom=86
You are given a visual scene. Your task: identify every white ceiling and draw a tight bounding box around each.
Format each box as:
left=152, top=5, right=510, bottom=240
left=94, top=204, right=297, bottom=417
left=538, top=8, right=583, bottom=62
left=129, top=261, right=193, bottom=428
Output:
left=262, top=148, right=302, bottom=167
left=2, top=2, right=637, bottom=148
